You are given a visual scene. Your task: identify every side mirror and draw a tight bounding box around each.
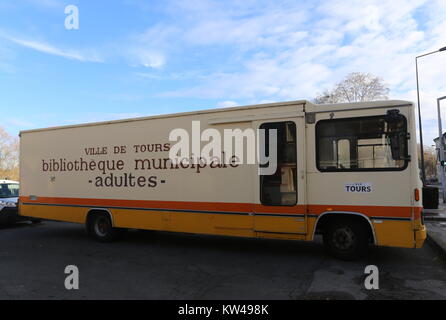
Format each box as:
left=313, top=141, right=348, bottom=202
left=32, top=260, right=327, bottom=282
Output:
left=385, top=110, right=410, bottom=161
left=388, top=132, right=410, bottom=161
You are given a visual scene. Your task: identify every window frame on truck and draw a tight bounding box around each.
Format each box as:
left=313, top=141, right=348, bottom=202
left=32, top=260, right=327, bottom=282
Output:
left=315, top=114, right=410, bottom=173
left=259, top=120, right=298, bottom=206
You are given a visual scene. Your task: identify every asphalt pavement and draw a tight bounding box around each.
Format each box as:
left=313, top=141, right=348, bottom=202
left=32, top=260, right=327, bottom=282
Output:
left=0, top=221, right=445, bottom=300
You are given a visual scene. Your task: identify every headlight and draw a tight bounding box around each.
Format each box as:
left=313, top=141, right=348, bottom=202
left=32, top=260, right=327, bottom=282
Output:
left=0, top=201, right=17, bottom=207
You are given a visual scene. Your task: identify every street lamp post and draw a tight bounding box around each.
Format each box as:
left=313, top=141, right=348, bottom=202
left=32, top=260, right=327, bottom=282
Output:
left=416, top=46, right=446, bottom=184
left=437, top=96, right=446, bottom=203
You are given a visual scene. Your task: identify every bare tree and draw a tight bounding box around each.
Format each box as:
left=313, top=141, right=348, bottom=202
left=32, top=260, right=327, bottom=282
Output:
left=0, top=127, right=19, bottom=180
left=314, top=72, right=390, bottom=104
left=419, top=144, right=438, bottom=181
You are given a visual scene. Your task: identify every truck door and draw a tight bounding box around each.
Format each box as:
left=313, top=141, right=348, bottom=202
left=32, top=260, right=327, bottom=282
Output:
left=253, top=117, right=307, bottom=235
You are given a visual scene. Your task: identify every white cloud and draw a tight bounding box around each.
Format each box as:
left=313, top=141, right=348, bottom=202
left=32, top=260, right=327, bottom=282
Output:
left=132, top=50, right=165, bottom=69
left=149, top=0, right=446, bottom=144
left=122, top=23, right=175, bottom=69
left=217, top=100, right=238, bottom=108
left=2, top=35, right=103, bottom=62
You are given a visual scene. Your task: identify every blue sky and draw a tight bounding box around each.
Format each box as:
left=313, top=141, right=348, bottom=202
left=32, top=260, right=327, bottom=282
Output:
left=1, top=0, right=446, bottom=145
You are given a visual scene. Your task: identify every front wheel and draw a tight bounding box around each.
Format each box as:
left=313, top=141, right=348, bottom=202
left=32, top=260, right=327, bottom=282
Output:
left=323, top=219, right=369, bottom=261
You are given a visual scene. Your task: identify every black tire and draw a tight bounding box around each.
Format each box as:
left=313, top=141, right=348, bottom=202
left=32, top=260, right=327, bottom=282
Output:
left=87, top=213, right=117, bottom=242
left=31, top=219, right=42, bottom=224
left=323, top=218, right=369, bottom=261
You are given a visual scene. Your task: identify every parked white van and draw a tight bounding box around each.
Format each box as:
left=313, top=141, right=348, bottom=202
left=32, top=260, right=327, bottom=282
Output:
left=0, top=179, right=19, bottom=225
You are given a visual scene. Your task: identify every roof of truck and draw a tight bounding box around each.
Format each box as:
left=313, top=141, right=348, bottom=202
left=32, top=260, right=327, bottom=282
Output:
left=20, top=99, right=413, bottom=135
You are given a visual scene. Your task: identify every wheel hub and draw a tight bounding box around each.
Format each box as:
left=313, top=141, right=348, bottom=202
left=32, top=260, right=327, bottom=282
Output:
left=95, top=217, right=108, bottom=237
left=332, top=227, right=355, bottom=250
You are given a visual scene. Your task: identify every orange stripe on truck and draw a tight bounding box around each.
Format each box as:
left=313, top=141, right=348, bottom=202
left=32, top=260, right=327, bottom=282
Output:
left=20, top=196, right=420, bottom=219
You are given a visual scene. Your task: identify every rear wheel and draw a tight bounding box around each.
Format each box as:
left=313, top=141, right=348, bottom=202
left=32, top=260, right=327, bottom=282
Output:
left=323, top=218, right=369, bottom=261
left=87, top=213, right=118, bottom=242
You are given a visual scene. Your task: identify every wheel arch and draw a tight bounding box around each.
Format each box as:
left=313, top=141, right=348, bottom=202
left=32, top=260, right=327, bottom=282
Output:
left=85, top=208, right=114, bottom=227
left=312, top=211, right=377, bottom=245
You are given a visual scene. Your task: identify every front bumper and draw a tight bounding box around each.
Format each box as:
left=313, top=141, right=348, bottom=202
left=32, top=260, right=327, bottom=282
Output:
left=415, top=224, right=427, bottom=248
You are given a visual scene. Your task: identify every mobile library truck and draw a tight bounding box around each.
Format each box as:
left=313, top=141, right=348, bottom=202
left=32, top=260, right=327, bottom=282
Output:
left=19, top=100, right=426, bottom=260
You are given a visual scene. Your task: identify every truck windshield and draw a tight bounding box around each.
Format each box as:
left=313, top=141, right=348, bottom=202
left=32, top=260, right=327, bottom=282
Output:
left=0, top=183, right=19, bottom=198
